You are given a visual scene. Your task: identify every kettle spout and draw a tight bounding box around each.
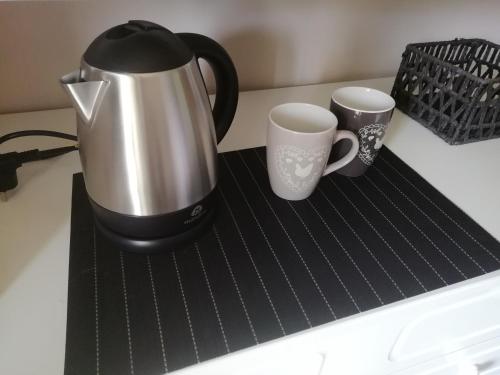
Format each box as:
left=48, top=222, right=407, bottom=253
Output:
left=60, top=70, right=108, bottom=124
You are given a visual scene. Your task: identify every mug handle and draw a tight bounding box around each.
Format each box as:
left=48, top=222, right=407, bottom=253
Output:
left=323, top=130, right=359, bottom=176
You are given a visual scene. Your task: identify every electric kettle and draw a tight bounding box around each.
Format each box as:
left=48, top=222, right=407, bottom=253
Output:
left=60, top=20, right=238, bottom=251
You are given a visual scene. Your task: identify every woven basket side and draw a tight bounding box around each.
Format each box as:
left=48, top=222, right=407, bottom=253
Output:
left=456, top=41, right=500, bottom=142
left=469, top=41, right=500, bottom=82
left=392, top=40, right=500, bottom=144
left=464, top=79, right=500, bottom=141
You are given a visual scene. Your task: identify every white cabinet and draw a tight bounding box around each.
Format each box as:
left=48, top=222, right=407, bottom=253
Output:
left=393, top=339, right=500, bottom=375
left=172, top=271, right=500, bottom=375
left=389, top=286, right=500, bottom=367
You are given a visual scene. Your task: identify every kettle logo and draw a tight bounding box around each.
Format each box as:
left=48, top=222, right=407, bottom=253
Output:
left=191, top=205, right=203, bottom=217
left=184, top=204, right=205, bottom=225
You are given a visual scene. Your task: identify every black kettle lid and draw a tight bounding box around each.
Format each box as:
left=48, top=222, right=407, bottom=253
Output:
left=83, top=20, right=193, bottom=73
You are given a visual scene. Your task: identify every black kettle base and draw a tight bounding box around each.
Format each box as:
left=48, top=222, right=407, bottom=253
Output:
left=88, top=189, right=217, bottom=253
left=94, top=207, right=215, bottom=254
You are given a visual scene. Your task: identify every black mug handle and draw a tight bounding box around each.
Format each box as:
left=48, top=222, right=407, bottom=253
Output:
left=177, top=33, right=238, bottom=144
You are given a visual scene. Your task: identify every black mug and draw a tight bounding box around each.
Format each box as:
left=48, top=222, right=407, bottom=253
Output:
left=329, top=87, right=395, bottom=177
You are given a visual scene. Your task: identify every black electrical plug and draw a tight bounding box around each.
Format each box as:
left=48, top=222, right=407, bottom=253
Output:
left=0, top=146, right=77, bottom=201
left=0, top=152, right=23, bottom=201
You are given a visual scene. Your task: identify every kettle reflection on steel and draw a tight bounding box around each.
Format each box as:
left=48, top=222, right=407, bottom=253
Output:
left=60, top=20, right=238, bottom=252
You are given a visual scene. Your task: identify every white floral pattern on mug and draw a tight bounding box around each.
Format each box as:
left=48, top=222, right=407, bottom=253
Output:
left=275, top=145, right=329, bottom=192
left=358, top=123, right=387, bottom=166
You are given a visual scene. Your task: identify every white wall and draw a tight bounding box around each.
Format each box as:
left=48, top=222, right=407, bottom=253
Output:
left=0, top=0, right=499, bottom=114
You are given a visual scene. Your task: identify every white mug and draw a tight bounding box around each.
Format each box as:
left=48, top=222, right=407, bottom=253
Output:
left=266, top=103, right=359, bottom=200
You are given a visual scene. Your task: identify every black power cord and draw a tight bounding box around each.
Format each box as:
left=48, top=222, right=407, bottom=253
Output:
left=0, top=130, right=78, bottom=200
left=0, top=130, right=77, bottom=145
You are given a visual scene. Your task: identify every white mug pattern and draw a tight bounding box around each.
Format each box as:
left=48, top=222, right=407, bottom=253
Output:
left=358, top=123, right=387, bottom=166
left=276, top=145, right=329, bottom=192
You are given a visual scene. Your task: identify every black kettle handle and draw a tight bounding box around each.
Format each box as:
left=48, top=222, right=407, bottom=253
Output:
left=177, top=33, right=238, bottom=144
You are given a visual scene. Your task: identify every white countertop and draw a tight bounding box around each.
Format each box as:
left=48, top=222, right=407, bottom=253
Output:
left=1, top=77, right=499, bottom=375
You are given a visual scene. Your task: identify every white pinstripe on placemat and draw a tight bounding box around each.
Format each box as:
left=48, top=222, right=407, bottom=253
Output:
left=346, top=177, right=447, bottom=286
left=218, top=186, right=286, bottom=336
left=172, top=253, right=200, bottom=363
left=239, top=151, right=337, bottom=319
left=119, top=252, right=135, bottom=375
left=360, top=176, right=468, bottom=279
left=371, top=167, right=487, bottom=273
left=378, top=154, right=500, bottom=264
left=195, top=242, right=230, bottom=353
left=146, top=256, right=168, bottom=373
left=222, top=154, right=313, bottom=328
left=92, top=226, right=100, bottom=375
left=213, top=225, right=260, bottom=344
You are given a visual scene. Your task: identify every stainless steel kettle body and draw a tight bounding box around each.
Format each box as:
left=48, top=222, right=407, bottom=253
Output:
left=60, top=21, right=238, bottom=247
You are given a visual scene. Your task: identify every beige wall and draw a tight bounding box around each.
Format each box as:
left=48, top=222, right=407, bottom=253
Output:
left=0, top=0, right=499, bottom=114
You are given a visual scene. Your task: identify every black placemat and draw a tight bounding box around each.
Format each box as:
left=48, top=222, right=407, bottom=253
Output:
left=65, top=146, right=500, bottom=375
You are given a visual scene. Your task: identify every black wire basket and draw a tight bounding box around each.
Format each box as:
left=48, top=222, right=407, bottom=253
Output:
left=391, top=39, right=500, bottom=144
